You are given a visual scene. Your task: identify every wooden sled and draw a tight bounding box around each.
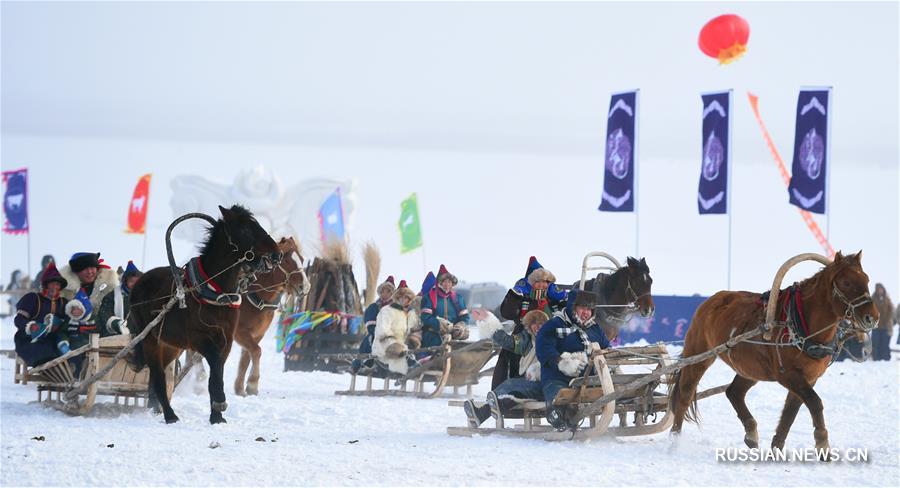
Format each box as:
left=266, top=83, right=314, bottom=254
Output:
left=14, top=333, right=183, bottom=415
left=335, top=340, right=497, bottom=399
left=447, top=344, right=723, bottom=440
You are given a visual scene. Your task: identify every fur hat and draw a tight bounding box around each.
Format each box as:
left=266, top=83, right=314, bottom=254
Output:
left=525, top=256, right=556, bottom=285
left=522, top=310, right=549, bottom=330
left=377, top=275, right=396, bottom=295
left=392, top=279, right=416, bottom=303
left=570, top=289, right=598, bottom=309
left=122, top=261, right=143, bottom=281
left=418, top=271, right=436, bottom=296
left=69, top=252, right=102, bottom=273
left=436, top=264, right=458, bottom=286
left=65, top=289, right=93, bottom=320
left=40, top=262, right=68, bottom=289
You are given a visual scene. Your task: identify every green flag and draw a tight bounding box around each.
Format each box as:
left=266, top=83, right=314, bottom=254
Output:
left=398, top=193, right=423, bottom=254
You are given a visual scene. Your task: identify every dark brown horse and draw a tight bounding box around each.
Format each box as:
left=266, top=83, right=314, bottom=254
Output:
left=577, top=256, right=656, bottom=341
left=234, top=237, right=309, bottom=396
left=670, top=251, right=879, bottom=457
left=129, top=205, right=281, bottom=424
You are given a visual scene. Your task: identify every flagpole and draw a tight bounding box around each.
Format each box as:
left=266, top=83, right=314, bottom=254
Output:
left=27, top=230, right=32, bottom=279
left=634, top=89, right=641, bottom=258
left=141, top=232, right=148, bottom=269
left=726, top=90, right=734, bottom=290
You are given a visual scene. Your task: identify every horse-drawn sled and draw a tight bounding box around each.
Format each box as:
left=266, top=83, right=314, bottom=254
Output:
left=335, top=339, right=497, bottom=399
left=14, top=334, right=180, bottom=414
left=449, top=251, right=878, bottom=448
left=12, top=206, right=295, bottom=422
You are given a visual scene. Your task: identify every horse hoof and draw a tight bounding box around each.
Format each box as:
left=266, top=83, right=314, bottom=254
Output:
left=210, top=413, right=227, bottom=424
left=165, top=416, right=180, bottom=424
left=246, top=386, right=258, bottom=396
left=744, top=433, right=759, bottom=449
left=234, top=389, right=247, bottom=397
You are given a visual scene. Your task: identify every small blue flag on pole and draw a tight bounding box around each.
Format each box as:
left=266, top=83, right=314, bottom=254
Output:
left=317, top=188, right=346, bottom=244
left=2, top=168, right=28, bottom=234
left=698, top=91, right=731, bottom=214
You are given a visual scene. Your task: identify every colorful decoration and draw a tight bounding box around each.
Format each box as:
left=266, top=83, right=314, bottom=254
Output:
left=698, top=14, right=750, bottom=64
left=126, top=174, right=152, bottom=234
left=276, top=310, right=362, bottom=353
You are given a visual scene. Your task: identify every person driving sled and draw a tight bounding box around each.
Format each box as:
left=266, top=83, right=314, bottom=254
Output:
left=536, top=289, right=610, bottom=430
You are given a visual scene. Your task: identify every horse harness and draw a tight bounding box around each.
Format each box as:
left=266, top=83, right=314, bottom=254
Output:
left=184, top=257, right=244, bottom=308
left=589, top=273, right=640, bottom=327
left=743, top=284, right=874, bottom=366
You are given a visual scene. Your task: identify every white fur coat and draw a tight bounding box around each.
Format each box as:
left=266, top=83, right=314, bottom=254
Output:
left=59, top=265, right=119, bottom=310
left=372, top=305, right=418, bottom=374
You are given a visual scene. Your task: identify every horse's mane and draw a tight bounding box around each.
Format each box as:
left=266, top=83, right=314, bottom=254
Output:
left=601, top=257, right=649, bottom=298
left=198, top=205, right=254, bottom=256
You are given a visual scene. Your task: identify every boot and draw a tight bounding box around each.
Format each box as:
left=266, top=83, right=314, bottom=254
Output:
left=463, top=400, right=491, bottom=428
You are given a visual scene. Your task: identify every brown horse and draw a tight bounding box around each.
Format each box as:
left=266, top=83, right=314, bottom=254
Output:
left=234, top=237, right=309, bottom=396
left=670, top=251, right=879, bottom=457
left=129, top=205, right=282, bottom=424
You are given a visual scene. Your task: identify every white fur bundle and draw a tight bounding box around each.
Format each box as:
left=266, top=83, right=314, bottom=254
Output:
left=525, top=361, right=542, bottom=382
left=476, top=311, right=503, bottom=340
left=557, top=351, right=588, bottom=377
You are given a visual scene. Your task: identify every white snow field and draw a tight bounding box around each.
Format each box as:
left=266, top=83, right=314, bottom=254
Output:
left=1, top=323, right=898, bottom=487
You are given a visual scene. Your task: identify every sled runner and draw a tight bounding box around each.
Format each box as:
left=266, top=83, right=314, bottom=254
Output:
left=335, top=339, right=497, bottom=399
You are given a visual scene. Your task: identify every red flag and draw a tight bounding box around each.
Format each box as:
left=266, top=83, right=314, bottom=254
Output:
left=126, top=174, right=152, bottom=234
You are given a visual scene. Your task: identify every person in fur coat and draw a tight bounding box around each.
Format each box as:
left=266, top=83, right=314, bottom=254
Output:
left=372, top=280, right=419, bottom=374
left=536, top=289, right=609, bottom=430
left=493, top=256, right=567, bottom=388
left=59, top=252, right=119, bottom=313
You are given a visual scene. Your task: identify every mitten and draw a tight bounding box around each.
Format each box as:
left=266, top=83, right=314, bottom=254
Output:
left=557, top=351, right=588, bottom=377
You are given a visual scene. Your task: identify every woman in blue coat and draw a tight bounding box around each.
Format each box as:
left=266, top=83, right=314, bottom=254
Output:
left=420, top=264, right=471, bottom=348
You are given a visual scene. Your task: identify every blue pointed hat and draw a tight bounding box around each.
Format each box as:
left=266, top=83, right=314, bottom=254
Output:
left=419, top=271, right=436, bottom=296
left=525, top=256, right=543, bottom=278
left=123, top=260, right=142, bottom=279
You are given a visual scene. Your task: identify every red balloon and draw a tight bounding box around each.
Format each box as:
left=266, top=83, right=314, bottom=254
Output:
left=699, top=14, right=750, bottom=64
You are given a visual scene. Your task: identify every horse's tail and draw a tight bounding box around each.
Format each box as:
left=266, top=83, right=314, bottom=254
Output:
left=669, top=369, right=700, bottom=425
left=362, top=241, right=380, bottom=307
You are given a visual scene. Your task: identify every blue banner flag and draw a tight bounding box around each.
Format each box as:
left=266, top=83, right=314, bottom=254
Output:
left=698, top=91, right=731, bottom=214
left=317, top=188, right=346, bottom=244
left=788, top=88, right=830, bottom=214
left=2, top=168, right=28, bottom=234
left=599, top=90, right=638, bottom=212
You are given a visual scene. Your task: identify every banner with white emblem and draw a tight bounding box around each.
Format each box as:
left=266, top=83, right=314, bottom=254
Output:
left=698, top=91, right=731, bottom=214
left=788, top=88, right=831, bottom=214
left=598, top=90, right=638, bottom=212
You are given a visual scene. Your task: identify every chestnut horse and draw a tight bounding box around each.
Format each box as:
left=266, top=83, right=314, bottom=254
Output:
left=670, top=251, right=879, bottom=457
left=234, top=237, right=309, bottom=396
left=129, top=205, right=282, bottom=424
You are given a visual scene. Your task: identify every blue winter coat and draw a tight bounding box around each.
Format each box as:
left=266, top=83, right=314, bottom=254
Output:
left=535, top=301, right=610, bottom=385
left=363, top=299, right=390, bottom=336
left=420, top=288, right=470, bottom=347
left=13, top=292, right=69, bottom=366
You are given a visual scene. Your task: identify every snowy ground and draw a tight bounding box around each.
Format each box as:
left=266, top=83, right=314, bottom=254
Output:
left=1, top=323, right=898, bottom=487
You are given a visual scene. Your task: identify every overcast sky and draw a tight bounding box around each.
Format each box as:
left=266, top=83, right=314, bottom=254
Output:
left=2, top=1, right=898, bottom=296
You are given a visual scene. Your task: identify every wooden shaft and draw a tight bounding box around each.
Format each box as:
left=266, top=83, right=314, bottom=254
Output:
left=575, top=326, right=765, bottom=422
left=65, top=296, right=178, bottom=401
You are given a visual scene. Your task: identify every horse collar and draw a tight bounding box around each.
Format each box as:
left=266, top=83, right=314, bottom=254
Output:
left=184, top=257, right=242, bottom=309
